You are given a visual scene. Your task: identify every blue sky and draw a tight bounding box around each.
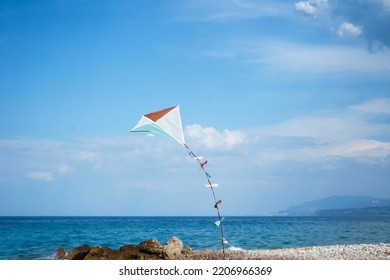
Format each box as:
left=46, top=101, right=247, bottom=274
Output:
left=1, top=0, right=390, bottom=216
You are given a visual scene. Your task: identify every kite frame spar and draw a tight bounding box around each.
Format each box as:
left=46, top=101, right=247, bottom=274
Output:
left=131, top=105, right=226, bottom=258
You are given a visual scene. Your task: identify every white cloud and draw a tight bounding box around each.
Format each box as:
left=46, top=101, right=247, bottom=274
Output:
left=252, top=137, right=390, bottom=163
left=294, top=0, right=390, bottom=48
left=294, top=0, right=329, bottom=17
left=176, top=0, right=289, bottom=22
left=72, top=150, right=102, bottom=169
left=350, top=98, right=390, bottom=115
left=295, top=1, right=316, bottom=15
left=181, top=0, right=389, bottom=71
left=382, top=0, right=390, bottom=12
left=239, top=40, right=390, bottom=75
left=73, top=150, right=100, bottom=161
left=329, top=139, right=390, bottom=158
left=337, top=22, right=362, bottom=38
left=58, top=162, right=71, bottom=176
left=26, top=171, right=53, bottom=181
left=25, top=163, right=71, bottom=182
left=185, top=124, right=246, bottom=150
left=202, top=37, right=390, bottom=75
left=264, top=116, right=364, bottom=143
left=255, top=98, right=390, bottom=162
left=264, top=99, right=390, bottom=144
left=0, top=138, right=107, bottom=184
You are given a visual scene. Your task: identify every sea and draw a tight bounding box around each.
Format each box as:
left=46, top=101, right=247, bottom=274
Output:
left=1, top=216, right=389, bottom=260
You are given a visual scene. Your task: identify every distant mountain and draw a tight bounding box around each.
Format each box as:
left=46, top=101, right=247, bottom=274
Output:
left=277, top=195, right=390, bottom=216
left=316, top=206, right=390, bottom=216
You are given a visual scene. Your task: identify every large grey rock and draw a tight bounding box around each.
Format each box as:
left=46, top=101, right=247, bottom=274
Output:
left=163, top=236, right=183, bottom=260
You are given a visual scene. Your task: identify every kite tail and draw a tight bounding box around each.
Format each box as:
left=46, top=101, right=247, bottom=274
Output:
left=184, top=144, right=226, bottom=259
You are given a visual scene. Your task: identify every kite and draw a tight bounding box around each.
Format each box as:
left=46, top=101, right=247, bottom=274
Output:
left=131, top=105, right=227, bottom=257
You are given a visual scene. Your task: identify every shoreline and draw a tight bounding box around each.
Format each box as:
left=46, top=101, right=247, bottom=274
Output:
left=180, top=243, right=390, bottom=260
left=57, top=240, right=390, bottom=260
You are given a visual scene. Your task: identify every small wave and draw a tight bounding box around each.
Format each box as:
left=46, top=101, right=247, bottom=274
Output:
left=39, top=253, right=57, bottom=260
left=227, top=246, right=243, bottom=251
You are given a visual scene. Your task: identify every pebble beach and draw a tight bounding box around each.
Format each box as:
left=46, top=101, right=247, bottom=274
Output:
left=56, top=239, right=390, bottom=260
left=180, top=243, right=390, bottom=260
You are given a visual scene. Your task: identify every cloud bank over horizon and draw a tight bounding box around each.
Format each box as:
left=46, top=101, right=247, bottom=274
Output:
left=1, top=97, right=389, bottom=215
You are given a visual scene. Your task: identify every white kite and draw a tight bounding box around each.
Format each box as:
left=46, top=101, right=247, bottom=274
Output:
left=131, top=105, right=226, bottom=257
left=131, top=106, right=185, bottom=146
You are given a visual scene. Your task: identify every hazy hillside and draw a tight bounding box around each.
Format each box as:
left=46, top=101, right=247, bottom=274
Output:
left=277, top=195, right=390, bottom=216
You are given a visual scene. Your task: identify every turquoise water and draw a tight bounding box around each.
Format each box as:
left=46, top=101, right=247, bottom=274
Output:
left=1, top=216, right=389, bottom=259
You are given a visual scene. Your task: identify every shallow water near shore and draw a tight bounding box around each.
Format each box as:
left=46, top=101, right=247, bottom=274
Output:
left=1, top=216, right=389, bottom=259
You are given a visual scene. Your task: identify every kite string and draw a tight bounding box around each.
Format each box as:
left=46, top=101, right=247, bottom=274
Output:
left=183, top=144, right=226, bottom=258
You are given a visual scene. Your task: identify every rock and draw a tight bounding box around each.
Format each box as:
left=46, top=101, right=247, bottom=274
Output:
left=59, top=243, right=164, bottom=260
left=182, top=246, right=193, bottom=255
left=163, top=236, right=183, bottom=260
left=56, top=237, right=185, bottom=260
left=119, top=244, right=141, bottom=253
left=55, top=247, right=66, bottom=259
left=121, top=244, right=162, bottom=260
left=138, top=238, right=163, bottom=256
left=83, top=246, right=124, bottom=260
left=120, top=244, right=146, bottom=260
left=83, top=247, right=105, bottom=260
left=102, top=246, right=126, bottom=259
left=65, top=244, right=91, bottom=260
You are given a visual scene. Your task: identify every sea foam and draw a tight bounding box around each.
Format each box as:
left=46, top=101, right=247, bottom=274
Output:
left=227, top=246, right=243, bottom=251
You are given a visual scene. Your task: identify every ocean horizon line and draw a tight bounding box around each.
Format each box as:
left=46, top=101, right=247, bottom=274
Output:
left=0, top=215, right=276, bottom=218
